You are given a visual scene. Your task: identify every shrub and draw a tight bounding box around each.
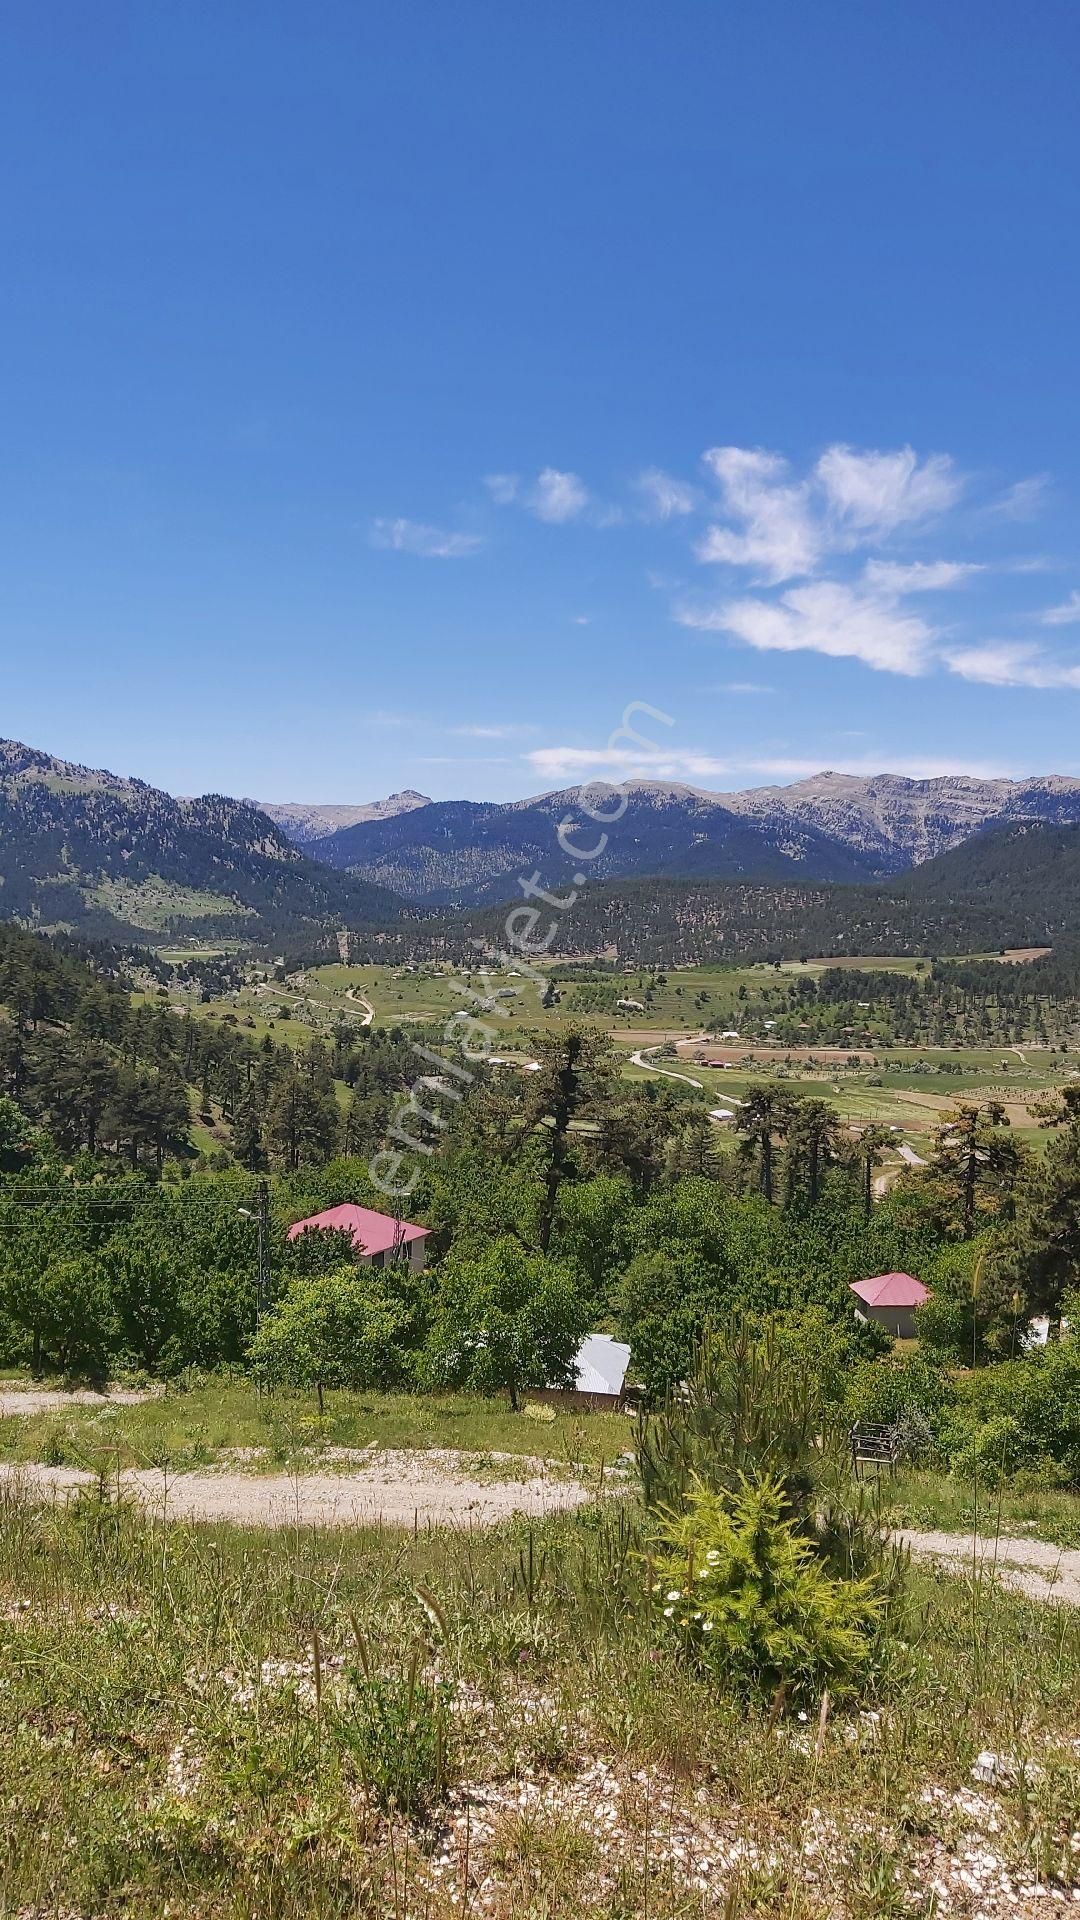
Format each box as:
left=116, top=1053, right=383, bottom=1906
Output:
left=846, top=1353, right=954, bottom=1440
left=942, top=1338, right=1080, bottom=1488
left=651, top=1476, right=886, bottom=1705
left=332, top=1651, right=451, bottom=1817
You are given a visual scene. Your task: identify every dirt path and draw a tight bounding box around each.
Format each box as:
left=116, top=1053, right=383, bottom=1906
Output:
left=0, top=1386, right=157, bottom=1417
left=345, top=987, right=375, bottom=1025
left=898, top=1528, right=1080, bottom=1606
left=0, top=1449, right=592, bottom=1530
left=629, top=1047, right=703, bottom=1089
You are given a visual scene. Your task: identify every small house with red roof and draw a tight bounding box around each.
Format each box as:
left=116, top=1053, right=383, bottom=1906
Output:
left=850, top=1271, right=929, bottom=1340
left=286, top=1203, right=431, bottom=1273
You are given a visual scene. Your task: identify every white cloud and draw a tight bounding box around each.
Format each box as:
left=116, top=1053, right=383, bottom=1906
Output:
left=484, top=473, right=520, bottom=505
left=525, top=744, right=735, bottom=785
left=524, top=743, right=1018, bottom=789
left=714, top=681, right=773, bottom=695
left=694, top=442, right=967, bottom=586
left=990, top=474, right=1049, bottom=521
left=448, top=723, right=538, bottom=739
left=637, top=467, right=699, bottom=520
left=1042, top=590, right=1080, bottom=627
left=371, top=517, right=483, bottom=558
left=749, top=753, right=1018, bottom=780
left=531, top=468, right=589, bottom=523
left=816, top=445, right=961, bottom=534
left=861, top=558, right=980, bottom=594
left=681, top=579, right=936, bottom=677
left=944, top=642, right=1080, bottom=690
left=698, top=447, right=821, bottom=583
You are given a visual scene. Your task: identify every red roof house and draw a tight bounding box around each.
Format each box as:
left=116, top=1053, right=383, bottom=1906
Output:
left=287, top=1203, right=431, bottom=1271
left=849, top=1271, right=929, bottom=1338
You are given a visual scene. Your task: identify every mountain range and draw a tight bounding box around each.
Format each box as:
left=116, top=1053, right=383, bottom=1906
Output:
left=299, top=770, right=1080, bottom=906
left=5, top=735, right=1080, bottom=946
left=0, top=740, right=399, bottom=941
left=256, top=790, right=430, bottom=845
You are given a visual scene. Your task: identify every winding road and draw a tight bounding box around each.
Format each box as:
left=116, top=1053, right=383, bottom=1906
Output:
left=629, top=1048, right=703, bottom=1089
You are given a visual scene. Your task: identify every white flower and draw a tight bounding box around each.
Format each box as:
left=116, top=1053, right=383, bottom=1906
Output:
left=705, top=1550, right=721, bottom=1565
left=702, top=1620, right=714, bottom=1633
left=693, top=1611, right=703, bottom=1621
left=666, top=1590, right=682, bottom=1602
left=663, top=1606, right=674, bottom=1618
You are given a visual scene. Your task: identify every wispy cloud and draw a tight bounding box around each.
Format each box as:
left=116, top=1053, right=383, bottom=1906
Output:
left=523, top=742, right=1018, bottom=788
left=989, top=474, right=1049, bottom=521
left=447, top=722, right=539, bottom=739
left=697, top=448, right=821, bottom=583
left=371, top=517, right=483, bottom=558
left=1041, top=590, right=1080, bottom=627
left=713, top=680, right=774, bottom=695
left=637, top=467, right=699, bottom=520
left=695, top=443, right=963, bottom=586
left=944, top=642, right=1080, bottom=690
left=525, top=744, right=734, bottom=784
left=861, top=558, right=981, bottom=594
left=679, top=579, right=936, bottom=677
left=815, top=445, right=961, bottom=535
left=531, top=468, right=589, bottom=523
left=483, top=473, right=519, bottom=505
left=487, top=465, right=617, bottom=526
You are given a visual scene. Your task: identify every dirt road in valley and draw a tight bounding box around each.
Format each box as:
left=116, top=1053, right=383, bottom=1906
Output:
left=629, top=1048, right=703, bottom=1089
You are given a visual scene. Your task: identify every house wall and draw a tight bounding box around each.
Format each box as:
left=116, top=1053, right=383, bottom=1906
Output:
left=360, top=1238, right=428, bottom=1272
left=855, top=1303, right=918, bottom=1340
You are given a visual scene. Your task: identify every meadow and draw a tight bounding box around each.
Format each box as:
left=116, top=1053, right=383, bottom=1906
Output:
left=0, top=1379, right=1077, bottom=1918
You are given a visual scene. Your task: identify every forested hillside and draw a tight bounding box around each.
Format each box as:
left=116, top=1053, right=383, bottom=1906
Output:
left=0, top=740, right=401, bottom=939
left=0, top=922, right=423, bottom=1174
left=346, top=821, right=1080, bottom=968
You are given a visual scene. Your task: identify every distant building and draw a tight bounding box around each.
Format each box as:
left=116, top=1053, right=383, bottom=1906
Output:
left=286, top=1203, right=431, bottom=1272
left=850, top=1272, right=929, bottom=1339
left=527, top=1333, right=632, bottom=1413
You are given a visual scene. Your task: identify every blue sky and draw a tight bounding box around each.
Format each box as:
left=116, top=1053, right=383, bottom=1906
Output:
left=2, top=0, right=1079, bottom=803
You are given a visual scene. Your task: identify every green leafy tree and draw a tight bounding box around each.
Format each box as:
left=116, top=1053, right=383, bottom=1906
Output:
left=251, top=1267, right=412, bottom=1407
left=425, top=1237, right=589, bottom=1410
left=104, top=1237, right=187, bottom=1374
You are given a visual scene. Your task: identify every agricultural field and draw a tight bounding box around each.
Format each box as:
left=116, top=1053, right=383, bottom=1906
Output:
left=159, top=950, right=1079, bottom=1163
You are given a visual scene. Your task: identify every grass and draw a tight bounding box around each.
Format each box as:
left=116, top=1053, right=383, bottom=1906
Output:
left=0, top=1379, right=632, bottom=1476
left=881, top=1468, right=1080, bottom=1550
left=0, top=1470, right=1076, bottom=1916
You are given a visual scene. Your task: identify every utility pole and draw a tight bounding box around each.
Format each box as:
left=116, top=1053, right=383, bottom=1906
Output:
left=256, top=1178, right=271, bottom=1323
left=238, top=1183, right=273, bottom=1331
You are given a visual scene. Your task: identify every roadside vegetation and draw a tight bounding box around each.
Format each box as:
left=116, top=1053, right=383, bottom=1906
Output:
left=1, top=1348, right=1077, bottom=1917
